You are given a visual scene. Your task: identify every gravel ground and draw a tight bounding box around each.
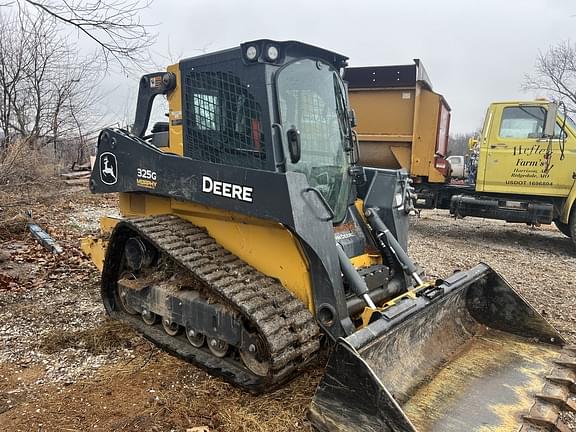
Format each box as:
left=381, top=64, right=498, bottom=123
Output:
left=410, top=210, right=576, bottom=344
left=0, top=183, right=574, bottom=431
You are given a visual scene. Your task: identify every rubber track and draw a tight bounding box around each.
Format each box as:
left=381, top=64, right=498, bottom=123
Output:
left=114, top=214, right=321, bottom=390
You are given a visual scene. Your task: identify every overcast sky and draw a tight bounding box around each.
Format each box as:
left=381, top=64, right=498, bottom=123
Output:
left=101, top=0, right=575, bottom=134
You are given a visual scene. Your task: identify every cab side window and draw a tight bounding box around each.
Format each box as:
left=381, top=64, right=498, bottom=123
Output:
left=553, top=122, right=567, bottom=140
left=499, top=106, right=546, bottom=139
left=146, top=94, right=169, bottom=148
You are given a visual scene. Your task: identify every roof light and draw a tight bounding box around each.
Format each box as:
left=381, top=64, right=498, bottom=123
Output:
left=245, top=45, right=258, bottom=61
left=266, top=45, right=279, bottom=62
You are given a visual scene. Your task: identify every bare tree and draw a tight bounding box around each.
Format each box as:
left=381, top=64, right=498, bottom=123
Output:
left=49, top=52, right=107, bottom=163
left=0, top=9, right=106, bottom=171
left=448, top=133, right=475, bottom=156
left=0, top=16, right=21, bottom=149
left=524, top=40, right=576, bottom=113
left=3, top=0, right=156, bottom=69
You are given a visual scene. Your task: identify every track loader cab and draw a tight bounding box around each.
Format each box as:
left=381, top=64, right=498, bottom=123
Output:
left=92, top=40, right=413, bottom=339
left=83, top=40, right=576, bottom=432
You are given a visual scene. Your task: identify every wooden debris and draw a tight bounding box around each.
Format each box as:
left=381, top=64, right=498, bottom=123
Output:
left=61, top=171, right=91, bottom=179
left=64, top=178, right=90, bottom=186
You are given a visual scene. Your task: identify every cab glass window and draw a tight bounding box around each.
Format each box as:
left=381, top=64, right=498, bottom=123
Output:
left=554, top=122, right=567, bottom=140
left=193, top=93, right=219, bottom=130
left=499, top=106, right=546, bottom=139
left=145, top=94, right=168, bottom=136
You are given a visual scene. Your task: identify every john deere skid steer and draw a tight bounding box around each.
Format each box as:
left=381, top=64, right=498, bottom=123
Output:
left=82, top=40, right=575, bottom=431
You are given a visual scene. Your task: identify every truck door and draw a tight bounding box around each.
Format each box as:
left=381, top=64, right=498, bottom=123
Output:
left=480, top=104, right=570, bottom=197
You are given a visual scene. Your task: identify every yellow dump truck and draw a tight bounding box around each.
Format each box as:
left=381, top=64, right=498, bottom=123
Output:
left=345, top=61, right=576, bottom=247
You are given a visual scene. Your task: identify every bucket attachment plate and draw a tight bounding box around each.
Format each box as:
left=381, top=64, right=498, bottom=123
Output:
left=310, top=264, right=575, bottom=432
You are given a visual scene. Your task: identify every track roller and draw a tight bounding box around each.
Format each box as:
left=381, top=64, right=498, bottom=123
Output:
left=208, top=337, right=229, bottom=358
left=185, top=328, right=205, bottom=348
left=162, top=317, right=181, bottom=336
left=141, top=309, right=157, bottom=325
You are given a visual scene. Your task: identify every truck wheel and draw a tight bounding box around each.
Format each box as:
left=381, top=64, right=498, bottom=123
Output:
left=554, top=220, right=572, bottom=238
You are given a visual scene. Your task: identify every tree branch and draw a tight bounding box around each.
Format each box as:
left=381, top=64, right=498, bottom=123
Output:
left=523, top=40, right=576, bottom=111
left=19, top=0, right=156, bottom=70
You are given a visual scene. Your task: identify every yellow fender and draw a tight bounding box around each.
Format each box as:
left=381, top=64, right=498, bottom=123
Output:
left=560, top=179, right=576, bottom=224
left=80, top=216, right=120, bottom=271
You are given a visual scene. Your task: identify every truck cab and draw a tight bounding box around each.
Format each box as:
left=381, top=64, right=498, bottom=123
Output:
left=475, top=101, right=576, bottom=197
left=447, top=100, right=576, bottom=240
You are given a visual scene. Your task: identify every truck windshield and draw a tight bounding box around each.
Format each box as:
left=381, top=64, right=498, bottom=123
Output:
left=276, top=59, right=352, bottom=222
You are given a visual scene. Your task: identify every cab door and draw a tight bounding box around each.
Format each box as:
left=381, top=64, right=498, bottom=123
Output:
left=480, top=104, right=569, bottom=197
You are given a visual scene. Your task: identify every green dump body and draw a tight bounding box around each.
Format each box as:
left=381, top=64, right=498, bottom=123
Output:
left=310, top=264, right=576, bottom=431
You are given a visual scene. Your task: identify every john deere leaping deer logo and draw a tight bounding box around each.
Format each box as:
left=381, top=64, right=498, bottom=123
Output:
left=99, top=152, right=118, bottom=185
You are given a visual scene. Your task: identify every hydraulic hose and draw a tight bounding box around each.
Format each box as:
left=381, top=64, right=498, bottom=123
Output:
left=365, top=208, right=423, bottom=286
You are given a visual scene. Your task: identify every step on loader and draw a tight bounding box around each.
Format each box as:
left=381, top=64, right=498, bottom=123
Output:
left=81, top=40, right=575, bottom=431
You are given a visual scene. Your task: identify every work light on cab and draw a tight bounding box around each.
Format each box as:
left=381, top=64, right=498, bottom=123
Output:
left=245, top=45, right=258, bottom=61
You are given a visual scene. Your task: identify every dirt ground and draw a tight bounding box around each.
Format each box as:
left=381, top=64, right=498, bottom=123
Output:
left=0, top=181, right=574, bottom=432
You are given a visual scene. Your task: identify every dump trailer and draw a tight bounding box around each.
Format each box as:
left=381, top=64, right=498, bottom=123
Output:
left=344, top=60, right=452, bottom=185
left=346, top=62, right=576, bottom=248
left=81, top=40, right=575, bottom=431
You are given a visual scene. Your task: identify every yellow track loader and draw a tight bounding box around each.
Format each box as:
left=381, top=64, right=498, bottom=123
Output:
left=81, top=40, right=576, bottom=431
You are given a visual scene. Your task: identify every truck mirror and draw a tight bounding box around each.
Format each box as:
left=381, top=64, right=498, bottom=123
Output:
left=287, top=127, right=301, bottom=164
left=543, top=102, right=558, bottom=137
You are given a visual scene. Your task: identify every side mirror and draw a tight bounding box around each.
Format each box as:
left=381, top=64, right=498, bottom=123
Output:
left=287, top=127, right=301, bottom=164
left=543, top=102, right=558, bottom=137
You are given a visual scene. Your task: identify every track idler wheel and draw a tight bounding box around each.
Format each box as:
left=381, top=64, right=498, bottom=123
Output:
left=240, top=347, right=271, bottom=377
left=124, top=237, right=155, bottom=270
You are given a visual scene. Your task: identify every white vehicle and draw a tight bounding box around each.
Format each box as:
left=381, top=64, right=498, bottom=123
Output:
left=447, top=155, right=466, bottom=179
